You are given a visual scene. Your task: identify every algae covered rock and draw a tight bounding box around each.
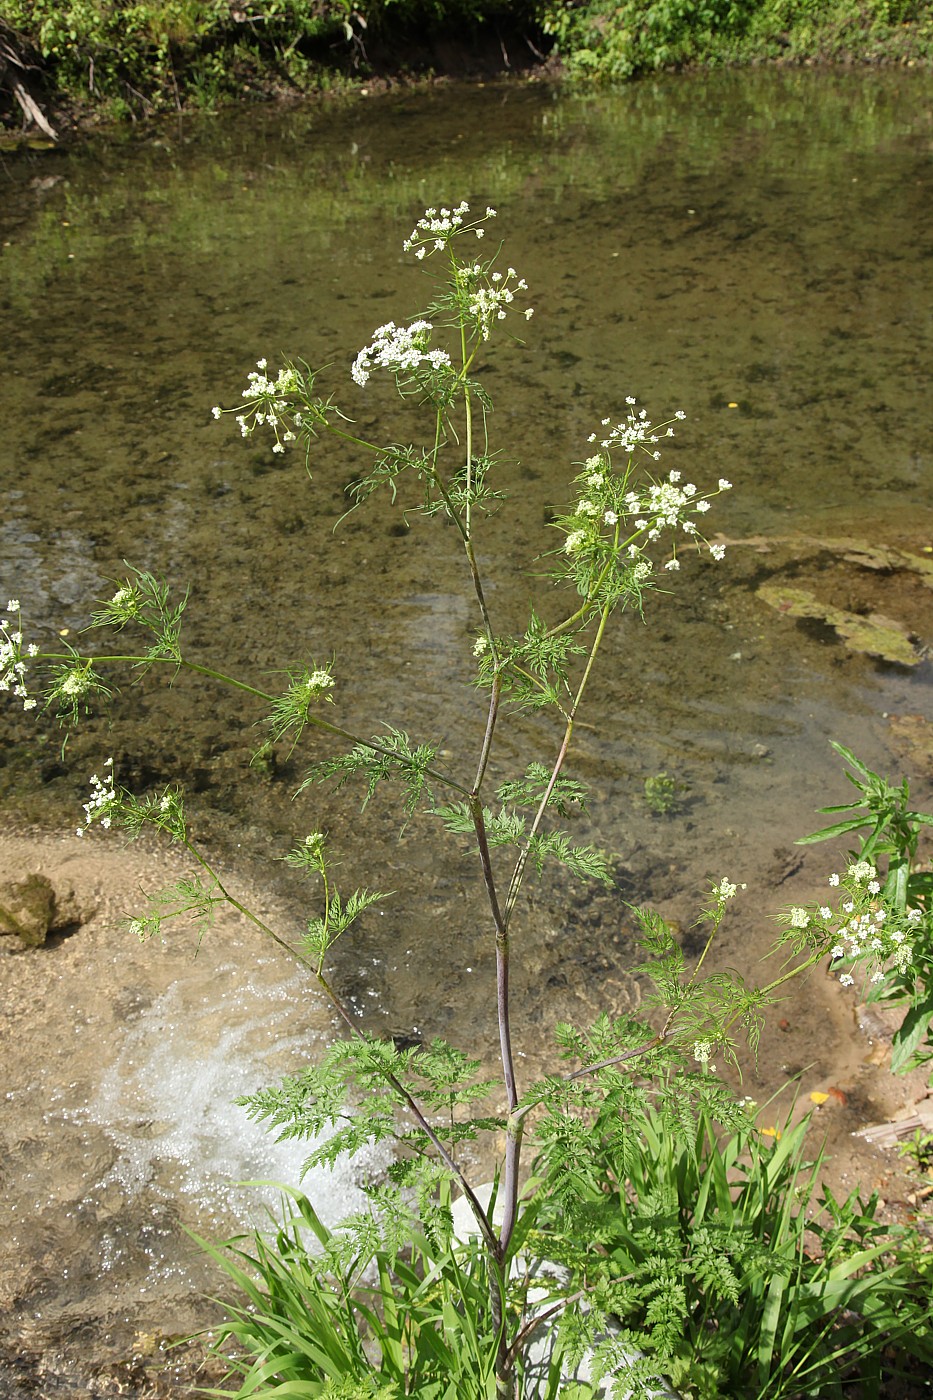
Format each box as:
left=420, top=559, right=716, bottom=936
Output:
left=757, top=582, right=920, bottom=666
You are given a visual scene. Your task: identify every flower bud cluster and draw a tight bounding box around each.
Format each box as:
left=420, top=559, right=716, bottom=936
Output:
left=1, top=600, right=38, bottom=712
left=403, top=202, right=497, bottom=259
left=304, top=669, right=335, bottom=698
left=351, top=320, right=452, bottom=389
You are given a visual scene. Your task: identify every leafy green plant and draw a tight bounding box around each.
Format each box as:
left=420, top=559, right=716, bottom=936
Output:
left=897, top=1126, right=933, bottom=1183
left=643, top=771, right=681, bottom=816
left=798, top=741, right=933, bottom=1077
left=536, top=0, right=933, bottom=82
left=534, top=1100, right=933, bottom=1399
left=195, top=1185, right=512, bottom=1398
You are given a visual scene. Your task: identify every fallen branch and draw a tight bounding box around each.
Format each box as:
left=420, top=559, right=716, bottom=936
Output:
left=9, top=75, right=57, bottom=139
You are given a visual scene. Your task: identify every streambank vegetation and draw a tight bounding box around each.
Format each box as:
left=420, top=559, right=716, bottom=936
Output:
left=1, top=0, right=932, bottom=138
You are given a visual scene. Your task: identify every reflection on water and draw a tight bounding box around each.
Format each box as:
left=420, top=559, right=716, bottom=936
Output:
left=1, top=68, right=932, bottom=1390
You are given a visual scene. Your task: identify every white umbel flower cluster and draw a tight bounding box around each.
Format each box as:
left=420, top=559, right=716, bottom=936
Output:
left=464, top=265, right=531, bottom=340
left=1, top=599, right=38, bottom=712
left=352, top=321, right=452, bottom=388
left=77, top=758, right=116, bottom=837
left=218, top=358, right=302, bottom=454
left=403, top=202, right=497, bottom=259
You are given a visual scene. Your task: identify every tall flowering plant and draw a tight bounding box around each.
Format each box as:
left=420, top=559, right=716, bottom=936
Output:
left=5, top=205, right=927, bottom=1396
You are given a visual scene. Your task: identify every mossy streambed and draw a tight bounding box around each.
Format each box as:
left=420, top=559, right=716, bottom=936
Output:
left=1, top=70, right=932, bottom=1394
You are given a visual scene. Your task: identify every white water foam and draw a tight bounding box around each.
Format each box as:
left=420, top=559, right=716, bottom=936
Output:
left=82, top=957, right=389, bottom=1232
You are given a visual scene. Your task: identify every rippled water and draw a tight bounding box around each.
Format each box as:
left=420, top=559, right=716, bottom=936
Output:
left=1, top=68, right=932, bottom=1392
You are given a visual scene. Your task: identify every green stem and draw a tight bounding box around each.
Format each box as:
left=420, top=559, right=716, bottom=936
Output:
left=325, top=424, right=383, bottom=455
left=473, top=674, right=501, bottom=798
left=460, top=306, right=474, bottom=540
left=503, top=599, right=613, bottom=926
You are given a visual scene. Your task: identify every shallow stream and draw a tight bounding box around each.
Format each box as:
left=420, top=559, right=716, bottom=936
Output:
left=1, top=69, right=932, bottom=1394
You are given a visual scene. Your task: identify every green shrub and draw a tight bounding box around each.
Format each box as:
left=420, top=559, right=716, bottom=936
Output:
left=537, top=0, right=933, bottom=80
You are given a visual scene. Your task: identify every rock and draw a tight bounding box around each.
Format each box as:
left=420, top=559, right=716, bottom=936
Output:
left=757, top=582, right=920, bottom=666
left=0, top=873, right=88, bottom=950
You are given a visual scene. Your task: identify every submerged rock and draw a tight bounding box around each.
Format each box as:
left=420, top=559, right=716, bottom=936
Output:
left=757, top=582, right=920, bottom=666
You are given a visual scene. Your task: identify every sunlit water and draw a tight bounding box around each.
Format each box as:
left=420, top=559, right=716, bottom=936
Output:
left=1, top=68, right=932, bottom=1390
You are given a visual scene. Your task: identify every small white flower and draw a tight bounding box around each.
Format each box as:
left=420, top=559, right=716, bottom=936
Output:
left=789, top=907, right=809, bottom=929
left=838, top=973, right=855, bottom=988
left=352, top=320, right=451, bottom=386
left=829, top=873, right=840, bottom=887
left=6, top=600, right=19, bottom=612
left=718, top=479, right=732, bottom=490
